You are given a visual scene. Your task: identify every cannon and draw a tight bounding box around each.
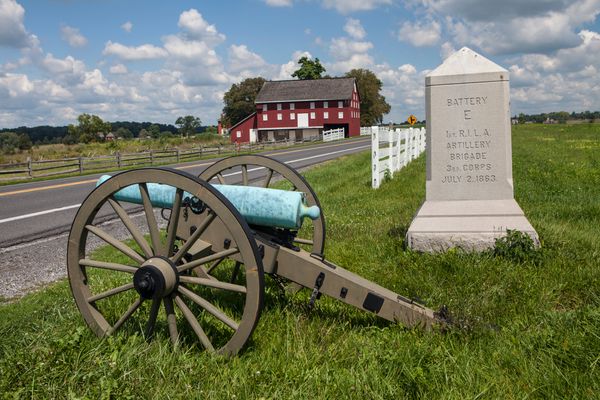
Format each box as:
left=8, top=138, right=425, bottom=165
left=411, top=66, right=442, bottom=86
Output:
left=68, top=155, right=442, bottom=355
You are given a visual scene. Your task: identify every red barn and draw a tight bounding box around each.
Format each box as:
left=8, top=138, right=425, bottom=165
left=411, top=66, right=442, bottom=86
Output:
left=229, top=77, right=360, bottom=143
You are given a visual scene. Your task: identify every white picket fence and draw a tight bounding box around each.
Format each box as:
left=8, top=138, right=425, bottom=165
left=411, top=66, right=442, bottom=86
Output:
left=322, top=127, right=345, bottom=142
left=371, top=126, right=426, bottom=188
left=360, top=126, right=372, bottom=136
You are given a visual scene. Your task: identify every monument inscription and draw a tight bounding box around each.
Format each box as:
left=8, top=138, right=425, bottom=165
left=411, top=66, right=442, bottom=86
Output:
left=427, top=78, right=513, bottom=201
left=407, top=47, right=538, bottom=252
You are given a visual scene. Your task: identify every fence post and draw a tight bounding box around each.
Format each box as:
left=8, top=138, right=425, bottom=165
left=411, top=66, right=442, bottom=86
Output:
left=388, top=128, right=394, bottom=177
left=404, top=129, right=410, bottom=166
left=78, top=157, right=84, bottom=174
left=176, top=148, right=180, bottom=163
left=396, top=129, right=402, bottom=169
left=116, top=152, right=121, bottom=168
left=371, top=126, right=379, bottom=189
left=27, top=157, right=32, bottom=178
left=200, top=145, right=203, bottom=156
left=150, top=150, right=154, bottom=165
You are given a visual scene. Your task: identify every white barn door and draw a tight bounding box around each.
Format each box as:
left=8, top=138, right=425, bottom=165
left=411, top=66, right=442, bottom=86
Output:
left=297, top=113, right=309, bottom=128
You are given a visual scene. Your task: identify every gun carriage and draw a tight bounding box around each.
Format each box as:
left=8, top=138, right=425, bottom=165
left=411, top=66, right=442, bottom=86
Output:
left=68, top=155, right=442, bottom=355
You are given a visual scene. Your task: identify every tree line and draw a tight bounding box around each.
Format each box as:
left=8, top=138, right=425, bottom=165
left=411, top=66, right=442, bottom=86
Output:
left=0, top=115, right=206, bottom=150
left=222, top=57, right=391, bottom=128
left=515, top=111, right=600, bottom=124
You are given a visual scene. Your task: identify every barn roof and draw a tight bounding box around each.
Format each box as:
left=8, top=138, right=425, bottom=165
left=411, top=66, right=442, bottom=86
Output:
left=255, top=77, right=356, bottom=103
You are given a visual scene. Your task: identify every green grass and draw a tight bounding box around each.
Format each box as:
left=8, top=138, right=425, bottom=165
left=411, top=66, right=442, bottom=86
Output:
left=1, top=124, right=600, bottom=398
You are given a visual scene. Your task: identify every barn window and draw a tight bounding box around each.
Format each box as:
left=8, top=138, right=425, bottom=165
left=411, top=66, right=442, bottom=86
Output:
left=236, top=131, right=241, bottom=138
left=262, top=104, right=267, bottom=112
left=324, top=112, right=329, bottom=119
left=324, top=101, right=328, bottom=108
left=310, top=102, right=315, bottom=109
left=277, top=103, right=282, bottom=111
left=338, top=101, right=343, bottom=108
left=310, top=112, right=316, bottom=119
left=277, top=113, right=282, bottom=121
left=338, top=111, right=343, bottom=119
left=263, top=114, right=268, bottom=121
left=290, top=113, right=295, bottom=120
left=290, top=103, right=295, bottom=110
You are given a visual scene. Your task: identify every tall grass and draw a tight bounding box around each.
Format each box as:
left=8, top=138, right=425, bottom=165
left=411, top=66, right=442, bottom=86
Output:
left=1, top=124, right=599, bottom=399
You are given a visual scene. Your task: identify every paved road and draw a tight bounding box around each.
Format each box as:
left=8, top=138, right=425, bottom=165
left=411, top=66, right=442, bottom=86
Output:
left=0, top=138, right=369, bottom=248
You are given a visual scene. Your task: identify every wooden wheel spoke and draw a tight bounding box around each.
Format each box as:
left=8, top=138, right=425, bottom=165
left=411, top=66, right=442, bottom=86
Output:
left=171, top=211, right=216, bottom=264
left=108, top=297, right=144, bottom=334
left=178, top=286, right=239, bottom=331
left=79, top=258, right=138, bottom=275
left=164, top=188, right=184, bottom=257
left=241, top=165, right=248, bottom=186
left=230, top=261, right=241, bottom=283
left=108, top=198, right=153, bottom=258
left=216, top=173, right=226, bottom=185
left=88, top=283, right=134, bottom=303
left=262, top=169, right=273, bottom=188
left=164, top=297, right=179, bottom=346
left=179, top=276, right=247, bottom=294
left=177, top=248, right=240, bottom=274
left=145, top=297, right=161, bottom=339
left=139, top=183, right=162, bottom=256
left=174, top=295, right=214, bottom=351
left=85, top=225, right=145, bottom=264
left=205, top=257, right=224, bottom=274
left=293, top=237, right=314, bottom=245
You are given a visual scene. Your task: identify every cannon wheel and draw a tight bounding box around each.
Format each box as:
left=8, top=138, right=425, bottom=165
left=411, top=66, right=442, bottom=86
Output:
left=199, top=154, right=326, bottom=254
left=67, top=168, right=264, bottom=355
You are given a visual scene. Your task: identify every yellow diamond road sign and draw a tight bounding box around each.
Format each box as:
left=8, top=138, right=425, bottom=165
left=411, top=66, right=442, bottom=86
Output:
left=408, top=115, right=417, bottom=125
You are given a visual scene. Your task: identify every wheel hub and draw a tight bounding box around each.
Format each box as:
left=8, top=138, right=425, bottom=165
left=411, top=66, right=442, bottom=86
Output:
left=133, top=257, right=178, bottom=299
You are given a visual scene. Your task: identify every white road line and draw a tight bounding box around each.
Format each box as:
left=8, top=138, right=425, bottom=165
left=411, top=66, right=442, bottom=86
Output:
left=0, top=204, right=82, bottom=224
left=0, top=144, right=370, bottom=225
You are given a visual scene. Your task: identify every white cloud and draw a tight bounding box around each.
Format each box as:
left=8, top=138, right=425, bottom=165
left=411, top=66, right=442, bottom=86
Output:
left=264, top=0, right=293, bottom=6
left=397, top=20, right=441, bottom=47
left=109, top=64, right=128, bottom=74
left=60, top=25, right=87, bottom=48
left=330, top=37, right=373, bottom=59
left=344, top=18, right=366, bottom=39
left=418, top=0, right=600, bottom=55
left=228, top=44, right=268, bottom=73
left=178, top=9, right=225, bottom=46
left=103, top=41, right=168, bottom=60
left=121, top=21, right=133, bottom=33
left=0, top=0, right=34, bottom=48
left=440, top=41, right=456, bottom=59
left=322, top=0, right=392, bottom=13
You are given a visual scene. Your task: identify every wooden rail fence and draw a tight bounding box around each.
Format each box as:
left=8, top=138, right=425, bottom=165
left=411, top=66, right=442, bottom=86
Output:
left=0, top=137, right=319, bottom=182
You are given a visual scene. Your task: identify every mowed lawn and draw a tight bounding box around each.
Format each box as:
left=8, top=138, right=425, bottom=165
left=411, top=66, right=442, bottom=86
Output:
left=1, top=124, right=599, bottom=399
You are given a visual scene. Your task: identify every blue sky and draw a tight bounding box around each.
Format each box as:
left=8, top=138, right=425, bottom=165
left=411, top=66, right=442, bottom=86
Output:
left=1, top=0, right=599, bottom=128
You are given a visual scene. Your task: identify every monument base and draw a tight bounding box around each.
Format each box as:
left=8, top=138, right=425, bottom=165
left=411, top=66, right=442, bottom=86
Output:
left=406, top=199, right=539, bottom=252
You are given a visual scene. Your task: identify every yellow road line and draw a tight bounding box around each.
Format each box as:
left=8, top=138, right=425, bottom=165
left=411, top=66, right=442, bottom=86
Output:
left=0, top=139, right=369, bottom=197
left=0, top=179, right=98, bottom=197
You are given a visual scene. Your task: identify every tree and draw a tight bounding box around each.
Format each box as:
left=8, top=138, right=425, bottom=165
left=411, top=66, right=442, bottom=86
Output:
left=0, top=132, right=20, bottom=154
left=115, top=127, right=133, bottom=139
left=68, top=114, right=111, bottom=143
left=175, top=116, right=201, bottom=138
left=148, top=124, right=161, bottom=139
left=17, top=133, right=32, bottom=150
left=345, top=69, right=391, bottom=126
left=292, top=56, right=326, bottom=80
left=138, top=129, right=150, bottom=139
left=222, top=77, right=266, bottom=127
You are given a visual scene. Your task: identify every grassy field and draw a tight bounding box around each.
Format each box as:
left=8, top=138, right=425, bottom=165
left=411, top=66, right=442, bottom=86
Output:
left=1, top=124, right=599, bottom=398
left=0, top=133, right=230, bottom=165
